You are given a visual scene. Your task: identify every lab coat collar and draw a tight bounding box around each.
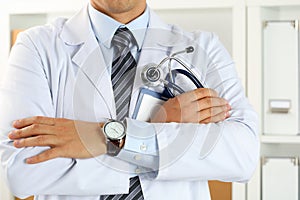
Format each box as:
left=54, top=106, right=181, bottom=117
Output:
left=60, top=4, right=116, bottom=117
left=59, top=4, right=186, bottom=51
left=60, top=4, right=93, bottom=46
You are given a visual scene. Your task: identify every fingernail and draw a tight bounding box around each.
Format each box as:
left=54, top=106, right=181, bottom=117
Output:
left=227, top=104, right=231, bottom=110
left=14, top=139, right=21, bottom=147
left=26, top=158, right=33, bottom=164
left=8, top=131, right=16, bottom=139
left=13, top=120, right=20, bottom=127
left=226, top=112, right=230, bottom=118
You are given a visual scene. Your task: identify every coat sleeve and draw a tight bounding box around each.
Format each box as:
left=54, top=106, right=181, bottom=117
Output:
left=0, top=31, right=131, bottom=198
left=126, top=32, right=260, bottom=182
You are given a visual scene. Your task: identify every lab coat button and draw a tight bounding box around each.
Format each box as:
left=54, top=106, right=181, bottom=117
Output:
left=135, top=168, right=141, bottom=174
left=134, top=154, right=142, bottom=161
left=140, top=144, right=147, bottom=151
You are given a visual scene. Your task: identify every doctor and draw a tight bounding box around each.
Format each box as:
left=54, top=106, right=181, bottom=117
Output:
left=0, top=0, right=259, bottom=199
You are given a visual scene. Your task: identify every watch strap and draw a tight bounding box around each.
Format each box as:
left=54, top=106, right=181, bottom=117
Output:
left=106, top=141, right=122, bottom=156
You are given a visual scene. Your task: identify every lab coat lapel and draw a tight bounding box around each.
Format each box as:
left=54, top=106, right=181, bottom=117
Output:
left=134, top=9, right=207, bottom=100
left=136, top=9, right=189, bottom=77
left=130, top=10, right=188, bottom=115
left=60, top=4, right=115, bottom=118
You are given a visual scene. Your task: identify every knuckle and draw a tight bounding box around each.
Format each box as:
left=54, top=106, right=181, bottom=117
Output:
left=204, top=88, right=213, bottom=96
left=37, top=135, right=45, bottom=145
left=34, top=155, right=43, bottom=163
left=205, top=98, right=212, bottom=106
left=57, top=126, right=67, bottom=133
left=220, top=98, right=228, bottom=106
left=196, top=88, right=204, bottom=97
left=31, top=124, right=40, bottom=131
left=209, top=108, right=214, bottom=116
left=16, top=130, right=22, bottom=137
left=21, top=139, right=26, bottom=147
left=171, top=96, right=180, bottom=105
left=56, top=118, right=70, bottom=126
left=43, top=150, right=52, bottom=159
left=55, top=118, right=63, bottom=124
left=33, top=116, right=42, bottom=123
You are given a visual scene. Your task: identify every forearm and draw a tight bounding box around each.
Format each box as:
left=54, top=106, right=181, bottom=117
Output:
left=124, top=106, right=259, bottom=182
left=0, top=96, right=130, bottom=197
left=154, top=117, right=259, bottom=182
left=0, top=142, right=130, bottom=197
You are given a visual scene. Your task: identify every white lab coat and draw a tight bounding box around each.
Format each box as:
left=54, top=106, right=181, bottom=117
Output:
left=0, top=4, right=259, bottom=200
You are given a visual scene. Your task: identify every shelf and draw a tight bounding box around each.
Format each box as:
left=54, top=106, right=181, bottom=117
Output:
left=261, top=135, right=300, bottom=144
left=1, top=0, right=86, bottom=14
left=148, top=0, right=237, bottom=9
left=247, top=0, right=300, bottom=7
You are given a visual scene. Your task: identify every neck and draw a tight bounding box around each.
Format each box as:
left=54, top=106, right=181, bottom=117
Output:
left=109, top=8, right=146, bottom=24
left=91, top=2, right=146, bottom=24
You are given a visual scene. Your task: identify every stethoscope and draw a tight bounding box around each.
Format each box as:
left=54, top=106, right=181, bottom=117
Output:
left=79, top=46, right=204, bottom=119
left=141, top=46, right=204, bottom=98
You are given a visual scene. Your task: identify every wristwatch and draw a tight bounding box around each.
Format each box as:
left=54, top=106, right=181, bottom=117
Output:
left=102, top=119, right=126, bottom=156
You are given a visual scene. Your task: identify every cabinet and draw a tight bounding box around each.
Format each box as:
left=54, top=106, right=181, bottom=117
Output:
left=0, top=0, right=247, bottom=200
left=247, top=0, right=300, bottom=199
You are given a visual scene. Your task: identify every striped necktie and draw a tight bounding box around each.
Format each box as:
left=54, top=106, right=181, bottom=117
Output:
left=102, top=27, right=144, bottom=200
left=111, top=27, right=138, bottom=121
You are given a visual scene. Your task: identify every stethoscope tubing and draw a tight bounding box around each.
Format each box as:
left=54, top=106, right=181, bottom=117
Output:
left=163, top=68, right=204, bottom=98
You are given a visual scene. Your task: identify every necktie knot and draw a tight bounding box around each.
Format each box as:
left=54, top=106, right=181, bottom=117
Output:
left=112, top=27, right=136, bottom=51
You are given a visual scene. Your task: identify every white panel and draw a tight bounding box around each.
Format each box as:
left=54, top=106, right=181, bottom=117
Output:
left=232, top=3, right=247, bottom=88
left=10, top=14, right=47, bottom=30
left=247, top=14, right=262, bottom=186
left=154, top=8, right=232, bottom=54
left=263, top=20, right=299, bottom=135
left=148, top=0, right=235, bottom=9
left=0, top=12, right=10, bottom=83
left=262, top=157, right=298, bottom=200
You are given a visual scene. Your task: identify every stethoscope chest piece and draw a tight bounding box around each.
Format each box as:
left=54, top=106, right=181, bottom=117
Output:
left=140, top=46, right=203, bottom=97
left=141, top=63, right=164, bottom=87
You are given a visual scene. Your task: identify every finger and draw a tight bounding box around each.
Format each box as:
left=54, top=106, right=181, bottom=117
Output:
left=9, top=124, right=57, bottom=139
left=193, top=97, right=229, bottom=112
left=200, top=111, right=230, bottom=124
left=193, top=88, right=218, bottom=101
left=198, top=105, right=230, bottom=122
left=177, top=88, right=218, bottom=103
left=13, top=116, right=56, bottom=128
left=26, top=148, right=60, bottom=164
left=13, top=135, right=56, bottom=148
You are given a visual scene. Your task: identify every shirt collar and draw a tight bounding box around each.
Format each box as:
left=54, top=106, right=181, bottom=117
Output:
left=88, top=3, right=149, bottom=50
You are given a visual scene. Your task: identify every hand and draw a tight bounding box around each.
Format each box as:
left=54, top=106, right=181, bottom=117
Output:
left=151, top=88, right=231, bottom=124
left=8, top=116, right=107, bottom=164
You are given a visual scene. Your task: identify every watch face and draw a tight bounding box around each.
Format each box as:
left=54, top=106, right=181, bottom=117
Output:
left=104, top=121, right=125, bottom=140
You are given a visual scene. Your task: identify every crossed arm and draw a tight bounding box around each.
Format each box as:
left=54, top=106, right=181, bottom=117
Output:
left=8, top=87, right=230, bottom=164
left=1, top=31, right=259, bottom=198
